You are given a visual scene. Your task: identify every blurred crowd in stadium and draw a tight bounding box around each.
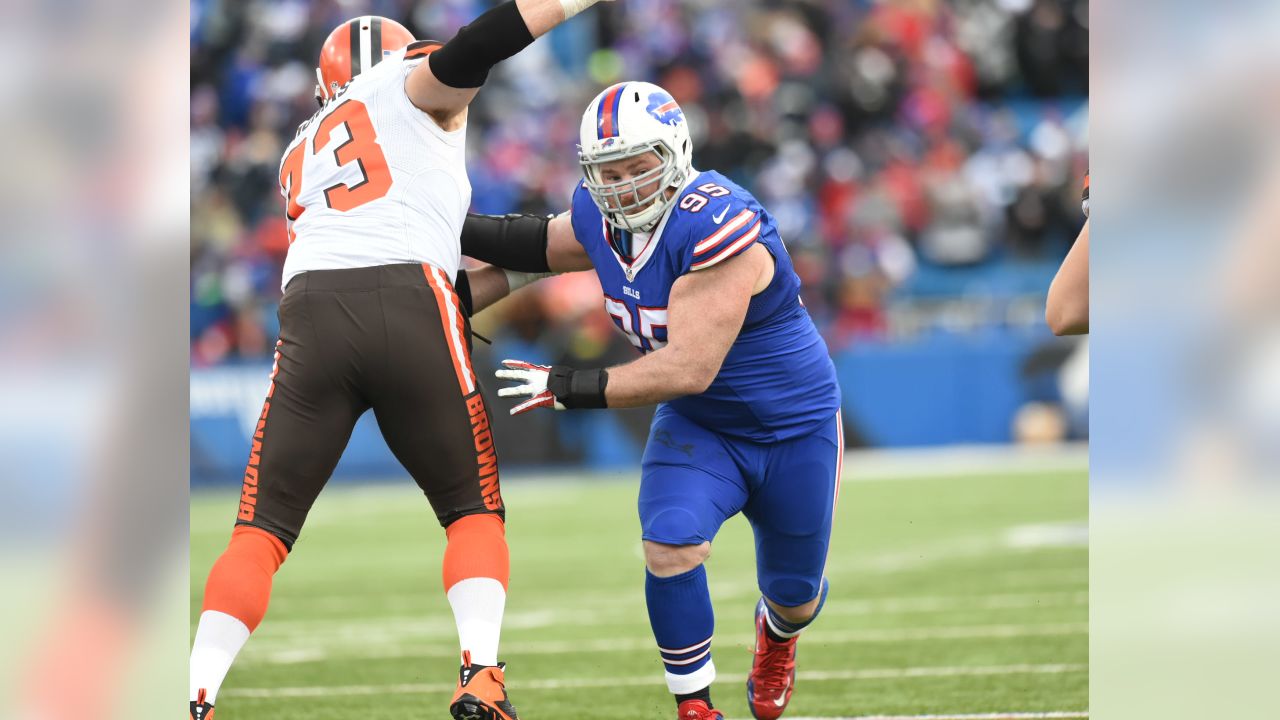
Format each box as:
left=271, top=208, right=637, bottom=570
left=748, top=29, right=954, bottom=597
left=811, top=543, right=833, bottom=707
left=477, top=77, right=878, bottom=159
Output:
left=191, top=0, right=1089, bottom=368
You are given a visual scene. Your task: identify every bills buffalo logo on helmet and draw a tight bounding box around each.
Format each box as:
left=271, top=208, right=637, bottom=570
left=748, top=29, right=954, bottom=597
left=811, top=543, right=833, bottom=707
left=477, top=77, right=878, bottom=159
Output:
left=646, top=91, right=685, bottom=126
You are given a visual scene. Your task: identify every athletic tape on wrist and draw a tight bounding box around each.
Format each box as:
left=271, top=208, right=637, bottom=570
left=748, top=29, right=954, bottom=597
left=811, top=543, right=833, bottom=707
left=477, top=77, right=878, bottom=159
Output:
left=504, top=270, right=553, bottom=293
left=559, top=0, right=599, bottom=20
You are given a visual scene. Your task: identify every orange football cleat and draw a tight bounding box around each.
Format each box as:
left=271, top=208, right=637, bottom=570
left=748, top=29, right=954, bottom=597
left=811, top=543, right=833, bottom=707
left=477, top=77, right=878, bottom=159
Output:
left=190, top=688, right=215, bottom=720
left=450, top=650, right=519, bottom=720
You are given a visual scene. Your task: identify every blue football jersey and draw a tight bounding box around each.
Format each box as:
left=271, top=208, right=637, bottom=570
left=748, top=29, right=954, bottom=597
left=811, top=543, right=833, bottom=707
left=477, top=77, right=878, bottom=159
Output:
left=569, top=169, right=841, bottom=442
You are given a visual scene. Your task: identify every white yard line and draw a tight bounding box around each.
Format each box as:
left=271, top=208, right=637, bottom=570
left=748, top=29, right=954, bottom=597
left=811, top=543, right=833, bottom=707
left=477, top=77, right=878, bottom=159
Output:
left=250, top=589, right=1089, bottom=652
left=824, top=590, right=1088, bottom=616
left=260, top=586, right=1089, bottom=641
left=249, top=622, right=1087, bottom=665
left=222, top=663, right=1086, bottom=698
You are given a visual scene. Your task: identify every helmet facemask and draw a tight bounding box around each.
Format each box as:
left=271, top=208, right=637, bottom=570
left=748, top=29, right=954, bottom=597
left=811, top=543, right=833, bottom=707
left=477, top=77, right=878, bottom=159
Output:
left=580, top=140, right=688, bottom=234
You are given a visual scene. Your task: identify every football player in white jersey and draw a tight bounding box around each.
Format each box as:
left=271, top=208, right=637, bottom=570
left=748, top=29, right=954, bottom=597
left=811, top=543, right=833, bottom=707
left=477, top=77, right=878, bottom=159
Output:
left=189, top=4, right=609, bottom=719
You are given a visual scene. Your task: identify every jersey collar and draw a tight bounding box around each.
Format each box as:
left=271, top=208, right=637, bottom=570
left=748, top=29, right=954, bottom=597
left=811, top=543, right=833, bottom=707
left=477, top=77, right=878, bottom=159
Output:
left=604, top=169, right=700, bottom=283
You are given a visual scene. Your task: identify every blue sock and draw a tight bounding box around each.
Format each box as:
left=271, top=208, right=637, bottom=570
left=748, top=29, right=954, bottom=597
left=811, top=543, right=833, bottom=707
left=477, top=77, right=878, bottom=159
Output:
left=646, top=565, right=716, bottom=696
left=763, top=577, right=829, bottom=639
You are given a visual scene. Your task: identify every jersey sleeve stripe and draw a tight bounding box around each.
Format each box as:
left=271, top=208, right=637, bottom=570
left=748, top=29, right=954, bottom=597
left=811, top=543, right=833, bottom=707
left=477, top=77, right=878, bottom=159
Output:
left=692, top=216, right=761, bottom=262
left=404, top=40, right=443, bottom=58
left=693, top=209, right=756, bottom=254
left=689, top=219, right=761, bottom=270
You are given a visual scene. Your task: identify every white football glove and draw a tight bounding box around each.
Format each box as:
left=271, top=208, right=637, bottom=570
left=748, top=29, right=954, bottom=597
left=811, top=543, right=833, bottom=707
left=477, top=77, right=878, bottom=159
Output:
left=495, top=359, right=566, bottom=415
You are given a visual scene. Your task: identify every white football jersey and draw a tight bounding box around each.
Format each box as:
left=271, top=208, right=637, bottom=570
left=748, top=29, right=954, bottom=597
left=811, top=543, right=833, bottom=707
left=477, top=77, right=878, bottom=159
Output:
left=278, top=46, right=470, bottom=290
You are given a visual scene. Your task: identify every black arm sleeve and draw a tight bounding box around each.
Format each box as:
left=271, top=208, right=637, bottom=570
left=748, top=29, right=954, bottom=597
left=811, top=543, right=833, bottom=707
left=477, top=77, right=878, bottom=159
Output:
left=460, top=213, right=552, bottom=273
left=428, top=1, right=536, bottom=89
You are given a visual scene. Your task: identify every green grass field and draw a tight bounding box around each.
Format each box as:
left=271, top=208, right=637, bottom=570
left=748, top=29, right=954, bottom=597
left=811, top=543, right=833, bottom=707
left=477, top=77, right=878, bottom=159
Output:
left=191, top=456, right=1087, bottom=719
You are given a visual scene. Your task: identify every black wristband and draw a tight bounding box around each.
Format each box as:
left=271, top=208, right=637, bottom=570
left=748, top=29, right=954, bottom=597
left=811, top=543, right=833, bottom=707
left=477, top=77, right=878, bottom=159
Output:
left=427, top=1, right=535, bottom=89
left=547, top=365, right=609, bottom=409
left=461, top=213, right=552, bottom=273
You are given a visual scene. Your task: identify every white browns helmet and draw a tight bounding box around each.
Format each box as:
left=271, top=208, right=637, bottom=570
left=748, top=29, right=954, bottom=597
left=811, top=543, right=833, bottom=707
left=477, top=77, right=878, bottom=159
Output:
left=578, top=81, right=694, bottom=233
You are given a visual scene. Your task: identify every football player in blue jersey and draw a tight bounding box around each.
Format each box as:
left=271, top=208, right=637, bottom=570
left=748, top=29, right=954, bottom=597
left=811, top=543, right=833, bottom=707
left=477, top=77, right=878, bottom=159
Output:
left=460, top=81, right=844, bottom=720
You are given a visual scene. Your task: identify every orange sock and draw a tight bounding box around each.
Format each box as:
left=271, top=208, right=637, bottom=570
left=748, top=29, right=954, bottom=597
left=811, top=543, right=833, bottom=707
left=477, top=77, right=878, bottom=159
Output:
left=443, top=513, right=509, bottom=666
left=202, top=526, right=289, bottom=632
left=443, top=513, right=509, bottom=592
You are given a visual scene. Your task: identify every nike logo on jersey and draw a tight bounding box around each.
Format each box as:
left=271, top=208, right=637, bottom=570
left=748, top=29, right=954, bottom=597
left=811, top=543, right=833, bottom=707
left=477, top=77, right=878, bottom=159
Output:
left=712, top=206, right=730, bottom=224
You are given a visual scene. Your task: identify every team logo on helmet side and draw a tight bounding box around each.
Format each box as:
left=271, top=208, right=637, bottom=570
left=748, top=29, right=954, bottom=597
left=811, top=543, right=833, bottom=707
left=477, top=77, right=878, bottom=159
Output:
left=646, top=91, right=685, bottom=127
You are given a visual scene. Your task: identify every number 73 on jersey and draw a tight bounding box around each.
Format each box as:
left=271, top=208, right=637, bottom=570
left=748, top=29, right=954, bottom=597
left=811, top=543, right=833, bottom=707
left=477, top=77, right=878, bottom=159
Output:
left=278, top=99, right=392, bottom=243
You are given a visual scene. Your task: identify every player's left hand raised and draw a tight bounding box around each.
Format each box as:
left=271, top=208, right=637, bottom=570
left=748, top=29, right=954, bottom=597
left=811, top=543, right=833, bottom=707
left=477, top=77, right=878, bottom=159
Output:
left=495, top=359, right=567, bottom=414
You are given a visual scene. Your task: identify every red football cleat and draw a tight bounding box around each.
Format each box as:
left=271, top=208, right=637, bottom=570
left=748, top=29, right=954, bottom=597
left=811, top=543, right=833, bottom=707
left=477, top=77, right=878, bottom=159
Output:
left=746, top=598, right=798, bottom=720
left=678, top=698, right=724, bottom=719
